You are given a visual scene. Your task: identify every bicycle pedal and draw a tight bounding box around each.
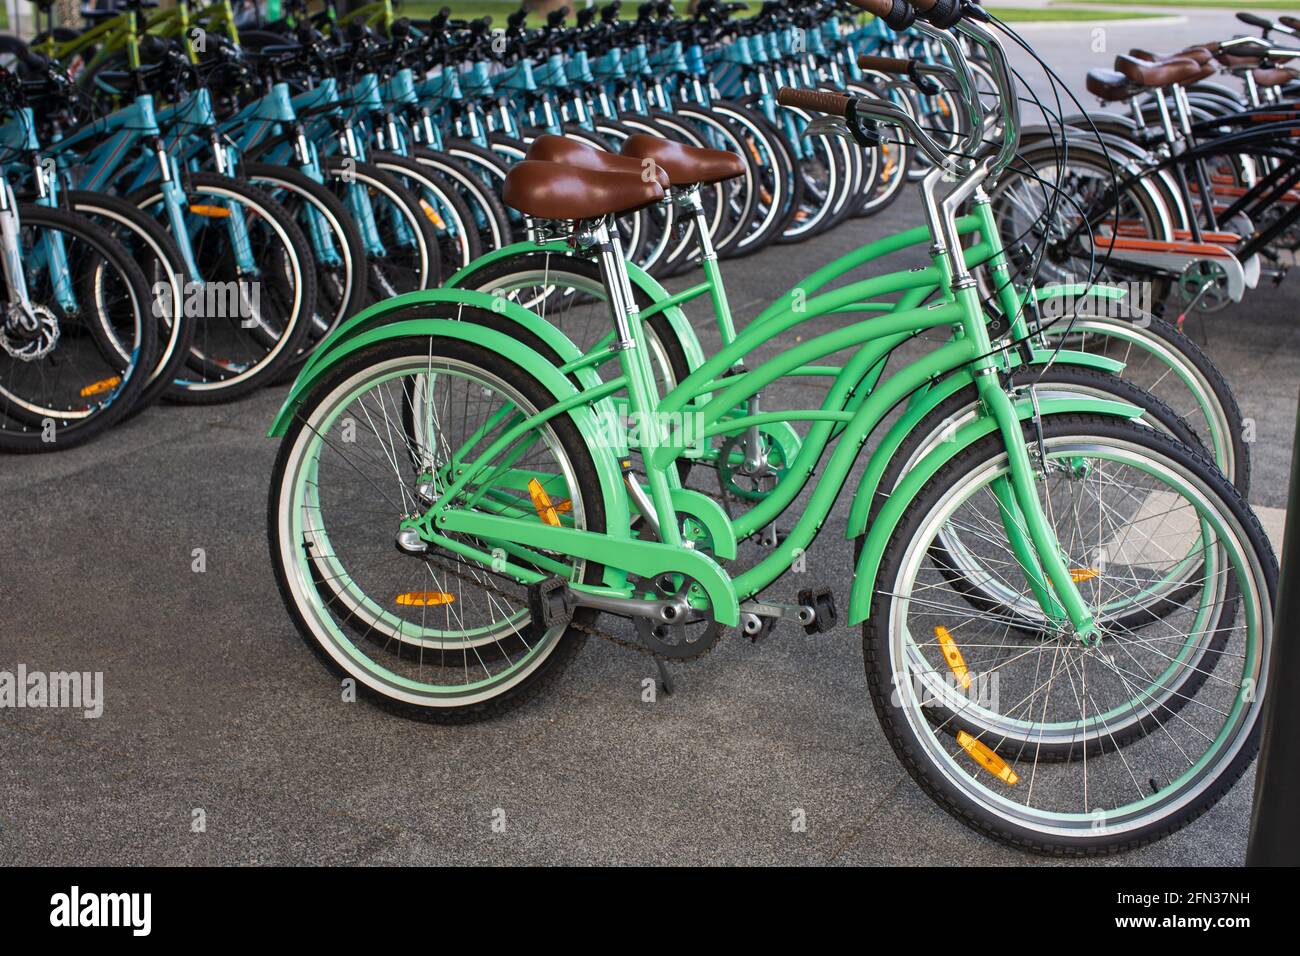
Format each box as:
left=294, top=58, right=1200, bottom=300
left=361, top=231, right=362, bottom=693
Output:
left=528, top=576, right=573, bottom=630
left=797, top=587, right=838, bottom=635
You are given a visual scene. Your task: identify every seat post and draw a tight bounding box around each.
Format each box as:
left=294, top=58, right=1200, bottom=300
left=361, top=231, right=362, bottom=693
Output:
left=676, top=185, right=739, bottom=346
left=590, top=216, right=683, bottom=545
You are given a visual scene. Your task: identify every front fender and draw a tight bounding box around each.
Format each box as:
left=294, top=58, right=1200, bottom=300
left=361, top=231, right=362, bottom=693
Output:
left=846, top=348, right=1124, bottom=540
left=446, top=241, right=708, bottom=373
left=846, top=396, right=1142, bottom=626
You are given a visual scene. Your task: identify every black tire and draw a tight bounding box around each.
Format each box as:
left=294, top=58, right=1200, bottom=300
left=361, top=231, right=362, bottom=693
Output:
left=268, top=332, right=608, bottom=723
left=128, top=172, right=318, bottom=403
left=370, top=151, right=482, bottom=273
left=321, top=157, right=441, bottom=298
left=64, top=189, right=194, bottom=415
left=411, top=147, right=513, bottom=253
left=242, top=161, right=369, bottom=349
left=0, top=204, right=155, bottom=452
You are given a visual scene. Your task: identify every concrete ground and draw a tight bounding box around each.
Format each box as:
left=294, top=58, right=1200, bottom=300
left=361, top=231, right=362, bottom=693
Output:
left=2, top=11, right=1298, bottom=866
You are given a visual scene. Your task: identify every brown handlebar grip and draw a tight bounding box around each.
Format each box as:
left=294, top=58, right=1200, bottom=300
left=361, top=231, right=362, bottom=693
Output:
left=1282, top=16, right=1300, bottom=30
left=858, top=54, right=912, bottom=75
left=843, top=0, right=896, bottom=18
left=775, top=87, right=854, bottom=118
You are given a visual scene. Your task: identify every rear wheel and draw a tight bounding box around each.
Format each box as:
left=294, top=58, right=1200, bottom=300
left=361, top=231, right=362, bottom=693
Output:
left=269, top=328, right=609, bottom=722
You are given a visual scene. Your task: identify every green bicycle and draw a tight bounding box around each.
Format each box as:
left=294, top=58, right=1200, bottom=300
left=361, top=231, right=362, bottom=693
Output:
left=266, top=2, right=1275, bottom=855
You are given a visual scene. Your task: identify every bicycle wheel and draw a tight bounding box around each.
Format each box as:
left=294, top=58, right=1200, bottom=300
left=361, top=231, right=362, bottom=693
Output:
left=242, top=161, right=369, bottom=348
left=865, top=414, right=1275, bottom=855
left=0, top=203, right=155, bottom=451
left=1031, top=302, right=1249, bottom=494
left=411, top=147, right=513, bottom=252
left=321, top=158, right=441, bottom=300
left=269, top=327, right=608, bottom=722
left=65, top=189, right=193, bottom=414
left=130, top=172, right=317, bottom=402
left=371, top=151, right=482, bottom=274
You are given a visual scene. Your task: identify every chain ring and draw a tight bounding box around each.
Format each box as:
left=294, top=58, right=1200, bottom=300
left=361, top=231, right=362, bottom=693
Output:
left=631, top=573, right=722, bottom=661
left=1176, top=260, right=1231, bottom=314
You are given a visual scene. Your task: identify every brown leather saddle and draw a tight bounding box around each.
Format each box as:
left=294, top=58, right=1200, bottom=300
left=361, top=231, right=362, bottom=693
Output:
left=502, top=161, right=665, bottom=221
left=620, top=135, right=747, bottom=186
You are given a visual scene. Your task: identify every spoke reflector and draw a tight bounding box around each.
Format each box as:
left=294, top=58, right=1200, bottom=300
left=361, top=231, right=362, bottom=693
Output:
left=189, top=204, right=231, bottom=218
left=1070, top=567, right=1100, bottom=582
left=957, top=731, right=1019, bottom=785
left=79, top=376, right=121, bottom=397
left=395, top=591, right=456, bottom=607
left=935, top=626, right=972, bottom=689
left=419, top=200, right=447, bottom=230
left=528, top=478, right=562, bottom=527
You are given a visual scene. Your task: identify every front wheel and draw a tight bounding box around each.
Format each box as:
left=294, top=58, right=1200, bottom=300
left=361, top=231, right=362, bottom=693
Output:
left=865, top=414, right=1275, bottom=855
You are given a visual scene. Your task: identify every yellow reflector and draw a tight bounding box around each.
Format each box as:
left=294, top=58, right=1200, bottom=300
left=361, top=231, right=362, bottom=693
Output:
left=189, top=204, right=231, bottom=218
left=79, top=376, right=121, bottom=398
left=1070, top=567, right=1100, bottom=583
left=419, top=200, right=447, bottom=230
left=395, top=591, right=455, bottom=607
left=957, top=731, right=1019, bottom=785
left=527, top=478, right=562, bottom=527
left=934, top=626, right=971, bottom=690
left=553, top=498, right=572, bottom=514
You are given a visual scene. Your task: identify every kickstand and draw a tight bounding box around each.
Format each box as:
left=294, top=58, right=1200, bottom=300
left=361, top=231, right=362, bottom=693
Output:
left=653, top=656, right=674, bottom=696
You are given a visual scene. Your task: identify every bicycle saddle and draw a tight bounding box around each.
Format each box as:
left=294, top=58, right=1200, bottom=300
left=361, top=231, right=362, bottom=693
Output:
left=620, top=135, right=746, bottom=186
left=502, top=160, right=665, bottom=220
left=1114, top=54, right=1204, bottom=88
left=1252, top=67, right=1296, bottom=85
left=525, top=134, right=670, bottom=188
left=1130, top=47, right=1215, bottom=67
left=1085, top=68, right=1137, bottom=102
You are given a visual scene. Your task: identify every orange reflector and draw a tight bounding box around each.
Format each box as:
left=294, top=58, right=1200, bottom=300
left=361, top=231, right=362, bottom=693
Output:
left=1070, top=568, right=1100, bottom=583
left=527, top=478, right=562, bottom=527
left=957, top=731, right=1019, bottom=785
left=79, top=376, right=121, bottom=398
left=419, top=200, right=447, bottom=230
left=745, top=136, right=762, bottom=165
left=395, top=591, right=455, bottom=607
left=553, top=498, right=572, bottom=514
left=189, top=204, right=231, bottom=218
left=934, top=626, right=971, bottom=690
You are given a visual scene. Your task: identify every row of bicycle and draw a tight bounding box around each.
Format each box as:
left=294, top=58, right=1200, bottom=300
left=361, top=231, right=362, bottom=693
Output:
left=0, top=0, right=970, bottom=451
left=259, top=0, right=1283, bottom=856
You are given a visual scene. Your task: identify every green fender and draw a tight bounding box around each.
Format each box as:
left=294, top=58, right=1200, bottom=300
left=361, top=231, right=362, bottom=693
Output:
left=846, top=395, right=1142, bottom=626
left=848, top=348, right=1124, bottom=539
left=265, top=317, right=635, bottom=583
left=273, top=288, right=614, bottom=435
left=1031, top=283, right=1128, bottom=304
left=672, top=488, right=739, bottom=560
left=446, top=241, right=708, bottom=373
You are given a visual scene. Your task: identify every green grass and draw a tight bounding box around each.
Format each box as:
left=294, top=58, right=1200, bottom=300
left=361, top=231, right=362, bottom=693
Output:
left=987, top=6, right=1165, bottom=19
left=1053, top=0, right=1300, bottom=8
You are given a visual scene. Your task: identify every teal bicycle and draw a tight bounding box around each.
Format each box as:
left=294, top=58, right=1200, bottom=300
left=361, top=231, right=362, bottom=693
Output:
left=267, top=0, right=1275, bottom=855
